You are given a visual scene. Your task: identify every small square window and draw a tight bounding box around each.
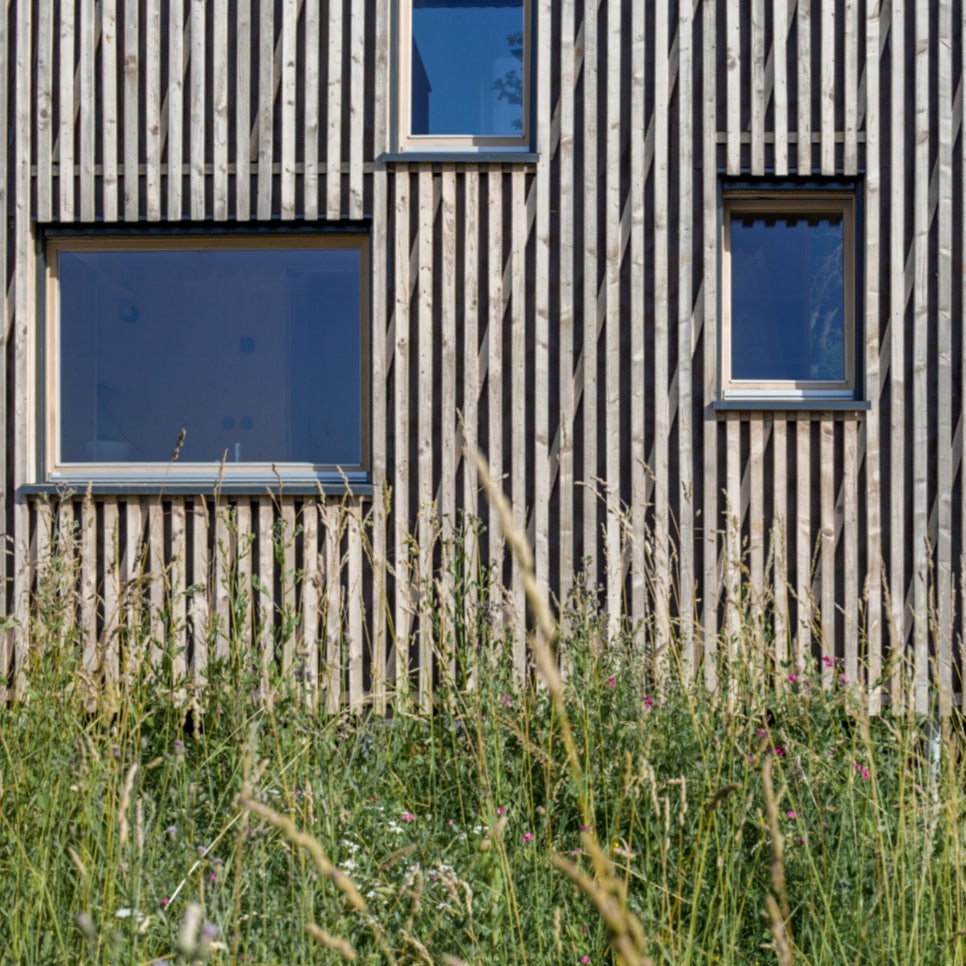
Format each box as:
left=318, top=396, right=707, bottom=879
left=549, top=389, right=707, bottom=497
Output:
left=397, top=0, right=530, bottom=150
left=44, top=234, right=369, bottom=485
left=721, top=192, right=857, bottom=402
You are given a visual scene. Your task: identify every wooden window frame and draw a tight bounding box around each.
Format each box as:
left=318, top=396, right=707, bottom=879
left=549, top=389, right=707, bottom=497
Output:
left=395, top=0, right=532, bottom=152
left=720, top=191, right=857, bottom=402
left=43, top=232, right=371, bottom=487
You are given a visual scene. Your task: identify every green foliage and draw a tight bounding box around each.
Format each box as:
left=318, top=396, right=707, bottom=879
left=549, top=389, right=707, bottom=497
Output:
left=1, top=521, right=965, bottom=964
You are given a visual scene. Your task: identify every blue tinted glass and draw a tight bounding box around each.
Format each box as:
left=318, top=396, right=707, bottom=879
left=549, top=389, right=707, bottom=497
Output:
left=730, top=214, right=845, bottom=382
left=411, top=0, right=524, bottom=136
left=58, top=245, right=362, bottom=466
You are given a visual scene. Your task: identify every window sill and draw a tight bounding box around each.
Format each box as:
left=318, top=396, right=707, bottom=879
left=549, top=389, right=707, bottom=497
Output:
left=378, top=151, right=539, bottom=166
left=21, top=480, right=373, bottom=498
left=713, top=399, right=871, bottom=413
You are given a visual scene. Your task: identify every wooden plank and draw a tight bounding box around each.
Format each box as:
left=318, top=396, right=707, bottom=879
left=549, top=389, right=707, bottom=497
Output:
left=487, top=168, right=504, bottom=571
left=750, top=0, right=765, bottom=173
left=347, top=506, right=363, bottom=711
left=123, top=500, right=143, bottom=679
left=820, top=0, right=834, bottom=173
left=102, top=0, right=119, bottom=221
left=166, top=0, right=183, bottom=220
left=11, top=0, right=33, bottom=697
left=348, top=0, right=364, bottom=218
left=772, top=416, right=788, bottom=668
left=654, top=0, right=671, bottom=653
left=59, top=0, right=75, bottom=220
left=911, top=0, right=928, bottom=713
left=819, top=419, right=834, bottom=681
left=170, top=501, right=188, bottom=692
left=797, top=0, right=811, bottom=174
left=726, top=0, right=740, bottom=173
left=300, top=501, right=321, bottom=707
left=843, top=419, right=858, bottom=686
left=795, top=419, right=811, bottom=670
left=324, top=503, right=342, bottom=712
left=724, top=415, right=741, bottom=673
left=511, top=168, right=526, bottom=667
left=211, top=500, right=230, bottom=664
left=864, top=0, right=882, bottom=712
left=936, top=0, right=953, bottom=711
left=749, top=419, right=765, bottom=639
left=772, top=0, right=789, bottom=176
left=843, top=0, right=858, bottom=173
left=102, top=499, right=120, bottom=697
left=393, top=169, right=411, bottom=701
left=191, top=499, right=210, bottom=687
left=236, top=501, right=254, bottom=659
left=144, top=0, right=161, bottom=220
left=80, top=497, right=97, bottom=689
left=280, top=499, right=297, bottom=675
left=257, top=0, right=274, bottom=220
left=148, top=502, right=165, bottom=667
left=78, top=0, right=95, bottom=220
left=677, top=0, right=695, bottom=668
left=280, top=0, right=297, bottom=219
left=212, top=0, right=229, bottom=220
left=189, top=0, right=205, bottom=219
left=0, top=0, right=7, bottom=688
left=604, top=0, right=621, bottom=635
left=255, top=501, right=273, bottom=703
left=123, top=0, right=138, bottom=220
left=582, top=0, right=598, bottom=580
left=303, top=0, right=320, bottom=219
left=702, top=0, right=718, bottom=690
left=888, top=0, right=905, bottom=707
left=36, top=1, right=53, bottom=221
left=417, top=169, right=434, bottom=708
left=326, top=0, right=343, bottom=218
left=559, top=0, right=577, bottom=610
left=235, top=0, right=252, bottom=220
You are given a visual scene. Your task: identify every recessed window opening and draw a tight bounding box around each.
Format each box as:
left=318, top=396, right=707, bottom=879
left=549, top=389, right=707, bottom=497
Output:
left=721, top=192, right=856, bottom=401
left=45, top=234, right=369, bottom=484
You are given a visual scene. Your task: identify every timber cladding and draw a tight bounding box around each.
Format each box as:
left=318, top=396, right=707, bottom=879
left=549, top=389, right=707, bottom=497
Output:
left=1, top=0, right=962, bottom=712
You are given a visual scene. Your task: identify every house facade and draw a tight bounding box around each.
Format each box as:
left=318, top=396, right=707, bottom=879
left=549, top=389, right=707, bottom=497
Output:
left=1, top=0, right=961, bottom=712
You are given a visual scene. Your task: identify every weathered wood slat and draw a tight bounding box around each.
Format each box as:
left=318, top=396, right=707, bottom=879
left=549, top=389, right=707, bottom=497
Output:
left=191, top=500, right=210, bottom=686
left=819, top=419, right=834, bottom=680
left=235, top=0, right=252, bottom=220
left=101, top=0, right=119, bottom=220
left=795, top=420, right=811, bottom=670
left=59, top=0, right=75, bottom=221
left=348, top=0, right=365, bottom=218
left=797, top=0, right=811, bottom=174
left=725, top=0, right=740, bottom=172
left=78, top=0, right=95, bottom=220
left=303, top=0, right=320, bottom=220
left=280, top=0, right=297, bottom=219
left=257, top=501, right=273, bottom=703
left=235, top=502, right=254, bottom=663
left=102, top=499, right=120, bottom=693
left=487, top=168, right=504, bottom=570
left=843, top=419, right=858, bottom=685
left=166, top=0, right=184, bottom=220
left=280, top=499, right=296, bottom=675
left=772, top=417, right=788, bottom=668
left=257, top=0, right=274, bottom=220
left=36, top=2, right=53, bottom=222
left=145, top=0, right=161, bottom=221
left=820, top=0, right=834, bottom=173
left=189, top=0, right=206, bottom=219
left=750, top=0, right=765, bottom=173
left=843, top=0, right=858, bottom=173
left=301, top=501, right=321, bottom=707
left=749, top=419, right=764, bottom=637
left=864, top=0, right=883, bottom=712
left=347, top=506, right=363, bottom=710
left=510, top=168, right=526, bottom=666
left=211, top=501, right=230, bottom=665
left=326, top=0, right=343, bottom=218
left=123, top=0, right=138, bottom=219
left=324, top=502, right=342, bottom=712
left=772, top=0, right=788, bottom=176
left=212, top=2, right=229, bottom=220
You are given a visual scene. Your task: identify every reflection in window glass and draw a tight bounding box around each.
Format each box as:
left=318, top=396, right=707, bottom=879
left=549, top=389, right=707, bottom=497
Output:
left=411, top=0, right=524, bottom=137
left=57, top=244, right=363, bottom=467
left=729, top=214, right=845, bottom=383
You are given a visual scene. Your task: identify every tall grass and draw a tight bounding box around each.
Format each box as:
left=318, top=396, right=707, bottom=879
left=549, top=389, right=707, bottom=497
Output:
left=1, top=495, right=965, bottom=964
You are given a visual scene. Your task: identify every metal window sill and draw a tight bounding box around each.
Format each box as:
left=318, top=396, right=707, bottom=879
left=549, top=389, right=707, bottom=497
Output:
left=713, top=399, right=871, bottom=413
left=20, top=480, right=373, bottom=498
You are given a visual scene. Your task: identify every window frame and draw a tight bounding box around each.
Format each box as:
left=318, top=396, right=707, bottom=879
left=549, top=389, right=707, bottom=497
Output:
left=720, top=190, right=858, bottom=403
left=42, top=230, right=371, bottom=488
left=395, top=0, right=532, bottom=153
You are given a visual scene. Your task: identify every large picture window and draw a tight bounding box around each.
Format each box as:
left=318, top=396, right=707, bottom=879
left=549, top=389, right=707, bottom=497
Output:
left=45, top=234, right=369, bottom=485
left=397, top=0, right=530, bottom=150
left=721, top=192, right=857, bottom=402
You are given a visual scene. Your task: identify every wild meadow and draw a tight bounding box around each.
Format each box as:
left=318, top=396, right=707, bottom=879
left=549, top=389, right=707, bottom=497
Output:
left=1, top=491, right=965, bottom=965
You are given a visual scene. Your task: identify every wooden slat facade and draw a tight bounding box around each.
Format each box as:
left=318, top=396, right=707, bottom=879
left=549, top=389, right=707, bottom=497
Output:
left=4, top=0, right=965, bottom=712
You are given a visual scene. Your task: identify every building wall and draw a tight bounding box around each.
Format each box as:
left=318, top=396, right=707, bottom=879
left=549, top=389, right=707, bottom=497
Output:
left=2, top=0, right=963, bottom=712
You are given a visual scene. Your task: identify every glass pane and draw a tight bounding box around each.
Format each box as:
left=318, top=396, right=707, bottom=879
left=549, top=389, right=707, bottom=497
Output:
left=730, top=213, right=845, bottom=383
left=58, top=245, right=362, bottom=466
left=411, top=0, right=525, bottom=137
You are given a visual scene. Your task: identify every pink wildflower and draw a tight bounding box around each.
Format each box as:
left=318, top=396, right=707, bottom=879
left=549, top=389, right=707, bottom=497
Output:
left=643, top=695, right=653, bottom=709
left=161, top=897, right=171, bottom=908
left=521, top=832, right=534, bottom=843
left=773, top=746, right=785, bottom=757
left=502, top=693, right=513, bottom=707
left=786, top=810, right=797, bottom=819
left=401, top=811, right=416, bottom=822
left=756, top=728, right=767, bottom=738
left=788, top=673, right=797, bottom=683
left=607, top=677, right=616, bottom=688
left=496, top=806, right=507, bottom=815
left=862, top=768, right=870, bottom=780
left=581, top=958, right=591, bottom=965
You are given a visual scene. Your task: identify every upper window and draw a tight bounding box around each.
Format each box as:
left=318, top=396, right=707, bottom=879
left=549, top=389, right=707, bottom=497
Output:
left=397, top=0, right=530, bottom=150
left=44, top=234, right=369, bottom=485
left=721, top=191, right=857, bottom=401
